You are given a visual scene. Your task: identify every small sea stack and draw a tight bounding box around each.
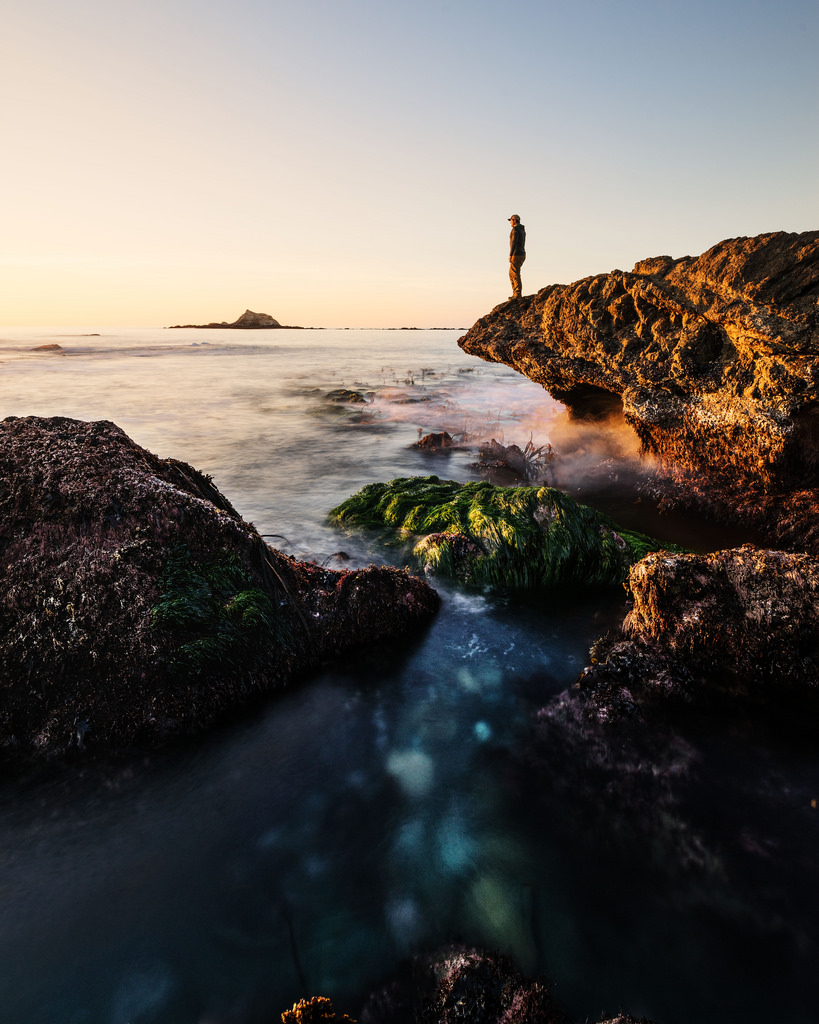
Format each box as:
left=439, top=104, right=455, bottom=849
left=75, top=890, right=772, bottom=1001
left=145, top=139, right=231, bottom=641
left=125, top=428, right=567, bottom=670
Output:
left=168, top=309, right=303, bottom=329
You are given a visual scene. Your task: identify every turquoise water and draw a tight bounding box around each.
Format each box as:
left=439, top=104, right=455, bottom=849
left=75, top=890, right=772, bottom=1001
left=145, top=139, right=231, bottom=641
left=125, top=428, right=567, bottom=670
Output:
left=0, top=327, right=816, bottom=1023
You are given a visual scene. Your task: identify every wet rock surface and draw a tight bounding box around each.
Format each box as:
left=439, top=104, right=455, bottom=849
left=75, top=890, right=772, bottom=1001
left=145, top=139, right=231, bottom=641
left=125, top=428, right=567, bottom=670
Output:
left=411, top=430, right=456, bottom=451
left=576, top=545, right=819, bottom=725
left=0, top=416, right=439, bottom=764
left=642, top=464, right=819, bottom=558
left=459, top=231, right=819, bottom=491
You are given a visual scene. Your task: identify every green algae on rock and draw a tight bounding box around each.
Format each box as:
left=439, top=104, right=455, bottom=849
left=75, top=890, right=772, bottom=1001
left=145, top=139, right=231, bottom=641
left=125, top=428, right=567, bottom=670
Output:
left=151, top=545, right=293, bottom=675
left=331, top=476, right=676, bottom=590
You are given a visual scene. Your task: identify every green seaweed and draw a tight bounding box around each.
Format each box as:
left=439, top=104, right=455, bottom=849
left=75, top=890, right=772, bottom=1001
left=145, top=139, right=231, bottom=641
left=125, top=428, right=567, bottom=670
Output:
left=331, top=475, right=681, bottom=591
left=151, top=545, right=289, bottom=674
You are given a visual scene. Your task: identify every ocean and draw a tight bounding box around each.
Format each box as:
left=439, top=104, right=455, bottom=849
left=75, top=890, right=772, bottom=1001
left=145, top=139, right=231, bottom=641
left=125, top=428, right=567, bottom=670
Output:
left=0, top=326, right=816, bottom=1024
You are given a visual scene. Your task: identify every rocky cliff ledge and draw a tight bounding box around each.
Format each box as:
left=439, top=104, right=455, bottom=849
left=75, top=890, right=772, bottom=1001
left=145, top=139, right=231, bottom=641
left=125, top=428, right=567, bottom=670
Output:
left=0, top=417, right=438, bottom=763
left=459, top=231, right=819, bottom=490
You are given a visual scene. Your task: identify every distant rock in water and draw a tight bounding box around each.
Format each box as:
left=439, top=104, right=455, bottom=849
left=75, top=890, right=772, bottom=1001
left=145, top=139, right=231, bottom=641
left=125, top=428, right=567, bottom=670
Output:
left=459, top=230, right=819, bottom=492
left=0, top=416, right=439, bottom=765
left=168, top=309, right=302, bottom=329
left=325, top=388, right=372, bottom=404
left=410, top=430, right=456, bottom=451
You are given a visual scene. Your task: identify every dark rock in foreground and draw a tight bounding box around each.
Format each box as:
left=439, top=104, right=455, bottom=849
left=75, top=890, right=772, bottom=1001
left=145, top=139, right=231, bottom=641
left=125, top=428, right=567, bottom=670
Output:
left=357, top=945, right=655, bottom=1024
left=0, top=416, right=439, bottom=763
left=459, top=231, right=819, bottom=490
left=168, top=308, right=302, bottom=329
left=578, top=545, right=819, bottom=723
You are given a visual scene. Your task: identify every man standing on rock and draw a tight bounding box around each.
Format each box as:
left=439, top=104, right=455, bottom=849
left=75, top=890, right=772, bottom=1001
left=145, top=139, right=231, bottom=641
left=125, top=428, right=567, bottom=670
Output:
left=508, top=214, right=526, bottom=299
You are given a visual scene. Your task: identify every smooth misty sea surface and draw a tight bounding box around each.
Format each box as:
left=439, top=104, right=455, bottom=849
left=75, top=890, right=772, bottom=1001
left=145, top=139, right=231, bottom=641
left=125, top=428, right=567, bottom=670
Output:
left=0, top=327, right=817, bottom=1024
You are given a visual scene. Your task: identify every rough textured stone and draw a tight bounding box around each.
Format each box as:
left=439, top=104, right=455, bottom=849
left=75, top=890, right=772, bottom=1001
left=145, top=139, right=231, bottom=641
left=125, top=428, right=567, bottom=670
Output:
left=0, top=416, right=439, bottom=762
left=357, top=945, right=656, bottom=1024
left=577, top=545, right=819, bottom=721
left=459, top=231, right=819, bottom=490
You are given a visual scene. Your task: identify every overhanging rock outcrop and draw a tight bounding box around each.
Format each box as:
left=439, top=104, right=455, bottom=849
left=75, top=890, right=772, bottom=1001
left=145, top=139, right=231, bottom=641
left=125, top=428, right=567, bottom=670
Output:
left=459, top=231, right=819, bottom=489
left=0, top=416, right=439, bottom=763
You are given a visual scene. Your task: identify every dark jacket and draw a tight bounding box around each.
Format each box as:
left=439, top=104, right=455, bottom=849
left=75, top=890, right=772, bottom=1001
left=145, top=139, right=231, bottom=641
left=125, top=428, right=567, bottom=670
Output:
left=510, top=223, right=526, bottom=261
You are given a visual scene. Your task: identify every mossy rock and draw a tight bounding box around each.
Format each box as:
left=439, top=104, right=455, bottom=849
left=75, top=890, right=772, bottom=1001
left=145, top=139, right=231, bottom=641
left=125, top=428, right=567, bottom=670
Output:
left=151, top=545, right=292, bottom=676
left=330, top=476, right=680, bottom=591
left=0, top=417, right=441, bottom=762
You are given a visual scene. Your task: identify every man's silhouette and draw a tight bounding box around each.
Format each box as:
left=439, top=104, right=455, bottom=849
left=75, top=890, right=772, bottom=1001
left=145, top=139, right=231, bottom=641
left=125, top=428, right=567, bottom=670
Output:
left=508, top=214, right=526, bottom=299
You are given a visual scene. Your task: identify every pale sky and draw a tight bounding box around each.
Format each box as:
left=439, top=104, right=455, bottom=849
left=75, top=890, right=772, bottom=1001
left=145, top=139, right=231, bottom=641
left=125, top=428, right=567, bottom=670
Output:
left=2, top=0, right=817, bottom=327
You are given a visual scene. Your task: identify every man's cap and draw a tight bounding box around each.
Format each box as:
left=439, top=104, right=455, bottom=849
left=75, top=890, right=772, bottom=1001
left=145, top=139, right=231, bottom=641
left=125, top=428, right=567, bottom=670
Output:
left=508, top=214, right=520, bottom=221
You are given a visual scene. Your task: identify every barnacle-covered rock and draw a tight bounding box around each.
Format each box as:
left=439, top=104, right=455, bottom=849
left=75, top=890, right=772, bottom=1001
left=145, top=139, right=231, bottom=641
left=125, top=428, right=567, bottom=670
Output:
left=331, top=476, right=678, bottom=591
left=0, top=416, right=439, bottom=763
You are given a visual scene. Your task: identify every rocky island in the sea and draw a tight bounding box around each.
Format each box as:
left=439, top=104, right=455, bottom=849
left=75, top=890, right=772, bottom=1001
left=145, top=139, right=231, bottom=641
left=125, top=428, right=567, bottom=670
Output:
left=168, top=308, right=303, bottom=329
left=0, top=415, right=438, bottom=764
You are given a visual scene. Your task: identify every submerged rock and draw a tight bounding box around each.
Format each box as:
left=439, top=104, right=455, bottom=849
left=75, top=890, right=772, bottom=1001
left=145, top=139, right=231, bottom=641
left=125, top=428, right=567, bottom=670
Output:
left=325, top=388, right=372, bottom=404
left=459, top=231, right=819, bottom=491
left=0, top=416, right=439, bottom=763
left=331, top=476, right=678, bottom=591
left=578, top=545, right=819, bottom=723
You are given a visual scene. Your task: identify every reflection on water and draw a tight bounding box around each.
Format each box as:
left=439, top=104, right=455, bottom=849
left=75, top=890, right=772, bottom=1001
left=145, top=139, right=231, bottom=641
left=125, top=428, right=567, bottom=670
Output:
left=0, top=328, right=817, bottom=1023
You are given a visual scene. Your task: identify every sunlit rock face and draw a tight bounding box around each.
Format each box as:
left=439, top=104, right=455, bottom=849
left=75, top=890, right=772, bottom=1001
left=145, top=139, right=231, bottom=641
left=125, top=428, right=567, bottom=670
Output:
left=0, top=416, right=439, bottom=762
left=459, top=231, right=819, bottom=489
